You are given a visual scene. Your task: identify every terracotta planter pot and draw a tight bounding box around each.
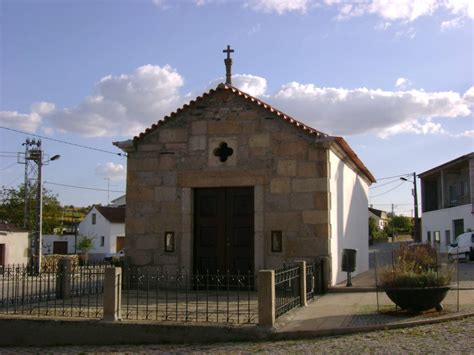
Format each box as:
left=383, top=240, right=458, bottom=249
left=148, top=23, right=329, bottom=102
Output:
left=384, top=286, right=450, bottom=312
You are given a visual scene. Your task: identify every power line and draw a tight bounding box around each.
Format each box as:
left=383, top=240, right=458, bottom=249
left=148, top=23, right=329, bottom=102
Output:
left=370, top=203, right=413, bottom=206
left=0, top=162, right=17, bottom=170
left=369, top=178, right=402, bottom=189
left=0, top=155, right=17, bottom=158
left=370, top=181, right=406, bottom=198
left=0, top=126, right=126, bottom=157
left=44, top=181, right=125, bottom=193
left=376, top=173, right=412, bottom=181
left=3, top=174, right=23, bottom=187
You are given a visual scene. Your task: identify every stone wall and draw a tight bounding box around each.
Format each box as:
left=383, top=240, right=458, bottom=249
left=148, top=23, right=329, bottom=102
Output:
left=126, top=89, right=330, bottom=271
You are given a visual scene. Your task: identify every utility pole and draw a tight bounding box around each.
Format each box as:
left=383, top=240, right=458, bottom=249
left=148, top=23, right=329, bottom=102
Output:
left=412, top=172, right=420, bottom=242
left=23, top=140, right=43, bottom=274
left=19, top=139, right=60, bottom=273
left=391, top=203, right=395, bottom=240
left=22, top=140, right=30, bottom=229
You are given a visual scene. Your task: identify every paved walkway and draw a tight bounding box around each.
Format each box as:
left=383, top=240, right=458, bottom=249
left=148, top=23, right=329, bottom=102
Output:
left=276, top=289, right=474, bottom=334
left=332, top=242, right=474, bottom=289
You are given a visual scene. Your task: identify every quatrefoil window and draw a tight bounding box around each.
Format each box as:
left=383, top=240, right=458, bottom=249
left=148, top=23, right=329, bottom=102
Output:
left=213, top=142, right=234, bottom=162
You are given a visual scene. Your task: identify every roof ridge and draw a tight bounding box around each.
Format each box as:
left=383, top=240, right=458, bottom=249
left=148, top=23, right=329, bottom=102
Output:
left=129, top=82, right=376, bottom=183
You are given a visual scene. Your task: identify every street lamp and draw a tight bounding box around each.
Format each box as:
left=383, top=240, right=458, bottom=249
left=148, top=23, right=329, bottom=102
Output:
left=400, top=172, right=420, bottom=242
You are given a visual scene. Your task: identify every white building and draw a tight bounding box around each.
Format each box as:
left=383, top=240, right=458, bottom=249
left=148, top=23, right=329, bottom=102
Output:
left=0, top=223, right=29, bottom=266
left=78, top=206, right=125, bottom=260
left=110, top=194, right=126, bottom=207
left=420, top=153, right=474, bottom=252
left=42, top=234, right=77, bottom=255
left=368, top=207, right=389, bottom=230
left=329, top=150, right=370, bottom=284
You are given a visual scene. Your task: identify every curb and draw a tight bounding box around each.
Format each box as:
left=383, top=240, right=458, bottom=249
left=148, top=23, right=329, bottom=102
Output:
left=328, top=287, right=376, bottom=293
left=0, top=311, right=473, bottom=346
left=271, top=311, right=474, bottom=340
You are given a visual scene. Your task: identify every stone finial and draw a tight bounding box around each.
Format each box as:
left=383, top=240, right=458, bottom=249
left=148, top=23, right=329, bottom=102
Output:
left=223, top=45, right=234, bottom=85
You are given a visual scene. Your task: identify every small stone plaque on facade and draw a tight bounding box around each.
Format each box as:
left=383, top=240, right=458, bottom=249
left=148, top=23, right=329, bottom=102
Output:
left=271, top=230, right=282, bottom=253
left=164, top=231, right=175, bottom=253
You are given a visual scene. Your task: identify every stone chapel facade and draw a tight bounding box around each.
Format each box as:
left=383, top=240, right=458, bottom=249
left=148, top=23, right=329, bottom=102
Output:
left=115, top=83, right=376, bottom=285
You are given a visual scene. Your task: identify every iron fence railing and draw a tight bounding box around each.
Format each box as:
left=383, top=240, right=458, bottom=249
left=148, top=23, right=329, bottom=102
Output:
left=0, top=263, right=110, bottom=319
left=306, top=263, right=315, bottom=301
left=274, top=266, right=301, bottom=317
left=121, top=267, right=258, bottom=324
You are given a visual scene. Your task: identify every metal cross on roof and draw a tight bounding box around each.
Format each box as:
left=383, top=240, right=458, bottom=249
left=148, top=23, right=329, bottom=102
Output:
left=223, top=45, right=234, bottom=85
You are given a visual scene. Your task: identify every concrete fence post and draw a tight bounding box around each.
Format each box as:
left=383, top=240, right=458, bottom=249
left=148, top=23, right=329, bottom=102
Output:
left=56, top=258, right=72, bottom=299
left=296, top=260, right=307, bottom=306
left=103, top=267, right=122, bottom=322
left=258, top=270, right=275, bottom=327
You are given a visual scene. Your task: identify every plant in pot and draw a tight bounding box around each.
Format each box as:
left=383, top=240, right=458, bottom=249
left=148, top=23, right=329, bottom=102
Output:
left=379, top=243, right=451, bottom=312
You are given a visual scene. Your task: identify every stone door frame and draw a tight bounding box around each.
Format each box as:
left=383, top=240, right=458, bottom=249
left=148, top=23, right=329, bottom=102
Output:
left=180, top=185, right=264, bottom=275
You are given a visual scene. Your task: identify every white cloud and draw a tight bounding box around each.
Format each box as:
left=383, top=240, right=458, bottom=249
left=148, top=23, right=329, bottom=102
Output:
left=395, top=26, right=416, bottom=39
left=444, top=0, right=474, bottom=18
left=441, top=16, right=465, bottom=30
left=232, top=74, right=268, bottom=97
left=324, top=0, right=473, bottom=28
left=450, top=129, right=474, bottom=138
left=208, top=74, right=268, bottom=97
left=0, top=101, right=55, bottom=133
left=374, top=21, right=392, bottom=30
left=326, top=0, right=439, bottom=21
left=395, top=77, right=412, bottom=89
left=270, top=83, right=472, bottom=137
left=463, top=86, right=474, bottom=103
left=5, top=64, right=472, bottom=140
left=95, top=162, right=126, bottom=181
left=246, top=0, right=311, bottom=14
left=43, top=64, right=185, bottom=137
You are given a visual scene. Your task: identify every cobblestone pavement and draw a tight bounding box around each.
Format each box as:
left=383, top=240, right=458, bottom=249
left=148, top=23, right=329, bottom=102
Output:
left=2, top=316, right=474, bottom=354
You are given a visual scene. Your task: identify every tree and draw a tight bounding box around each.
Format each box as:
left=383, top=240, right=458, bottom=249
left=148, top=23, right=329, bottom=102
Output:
left=77, top=235, right=95, bottom=263
left=392, top=215, right=413, bottom=235
left=369, top=217, right=388, bottom=242
left=0, top=184, right=62, bottom=233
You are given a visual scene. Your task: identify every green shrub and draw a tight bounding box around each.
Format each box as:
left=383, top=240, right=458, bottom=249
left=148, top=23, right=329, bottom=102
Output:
left=380, top=244, right=451, bottom=288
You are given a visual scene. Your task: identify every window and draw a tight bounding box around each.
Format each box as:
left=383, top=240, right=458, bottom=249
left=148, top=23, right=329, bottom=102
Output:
left=100, top=236, right=105, bottom=247
left=92, top=213, right=96, bottom=225
left=445, top=230, right=451, bottom=246
left=449, top=185, right=456, bottom=203
left=427, top=231, right=431, bottom=243
left=434, top=231, right=440, bottom=244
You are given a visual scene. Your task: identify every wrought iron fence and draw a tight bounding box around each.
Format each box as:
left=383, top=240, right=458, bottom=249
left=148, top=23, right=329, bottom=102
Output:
left=0, top=263, right=109, bottom=319
left=306, top=263, right=315, bottom=300
left=274, top=265, right=301, bottom=317
left=121, top=267, right=258, bottom=324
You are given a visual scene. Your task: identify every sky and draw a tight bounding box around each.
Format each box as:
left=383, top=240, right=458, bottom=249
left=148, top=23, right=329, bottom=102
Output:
left=1, top=0, right=473, bottom=216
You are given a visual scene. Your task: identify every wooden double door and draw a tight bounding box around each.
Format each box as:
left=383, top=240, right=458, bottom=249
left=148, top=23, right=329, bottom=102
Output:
left=194, top=187, right=254, bottom=275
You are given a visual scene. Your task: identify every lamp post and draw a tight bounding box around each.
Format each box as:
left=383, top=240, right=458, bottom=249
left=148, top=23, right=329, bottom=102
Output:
left=30, top=142, right=60, bottom=274
left=400, top=172, right=419, bottom=242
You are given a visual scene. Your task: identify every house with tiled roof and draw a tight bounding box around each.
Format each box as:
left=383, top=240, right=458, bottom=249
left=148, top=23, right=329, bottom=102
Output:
left=75, top=205, right=126, bottom=260
left=369, top=207, right=389, bottom=230
left=114, top=51, right=376, bottom=285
